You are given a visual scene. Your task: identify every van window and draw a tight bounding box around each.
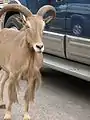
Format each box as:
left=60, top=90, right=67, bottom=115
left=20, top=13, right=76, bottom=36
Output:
left=45, top=0, right=90, bottom=38
left=67, top=0, right=90, bottom=4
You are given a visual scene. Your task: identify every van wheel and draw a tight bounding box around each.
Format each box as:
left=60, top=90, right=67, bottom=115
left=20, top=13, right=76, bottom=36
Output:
left=71, top=21, right=84, bottom=37
left=5, top=14, right=23, bottom=30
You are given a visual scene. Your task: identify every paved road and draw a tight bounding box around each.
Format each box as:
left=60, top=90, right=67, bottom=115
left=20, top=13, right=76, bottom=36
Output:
left=0, top=68, right=90, bottom=120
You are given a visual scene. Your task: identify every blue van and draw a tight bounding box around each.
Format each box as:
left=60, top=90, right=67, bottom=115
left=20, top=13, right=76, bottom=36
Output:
left=3, top=0, right=90, bottom=37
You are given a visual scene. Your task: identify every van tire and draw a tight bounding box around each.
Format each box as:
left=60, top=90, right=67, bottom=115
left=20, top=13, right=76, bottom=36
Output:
left=5, top=14, right=23, bottom=30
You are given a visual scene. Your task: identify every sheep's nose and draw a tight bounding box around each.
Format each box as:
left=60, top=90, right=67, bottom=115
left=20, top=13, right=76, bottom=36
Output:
left=33, top=43, right=44, bottom=52
left=36, top=45, right=44, bottom=49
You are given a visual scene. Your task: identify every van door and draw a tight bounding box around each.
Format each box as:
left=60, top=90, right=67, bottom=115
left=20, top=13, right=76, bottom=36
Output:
left=66, top=0, right=90, bottom=65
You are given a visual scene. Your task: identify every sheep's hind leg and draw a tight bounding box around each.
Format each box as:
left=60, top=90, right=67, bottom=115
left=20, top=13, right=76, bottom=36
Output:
left=0, top=70, right=9, bottom=109
left=23, top=100, right=31, bottom=120
left=23, top=78, right=36, bottom=120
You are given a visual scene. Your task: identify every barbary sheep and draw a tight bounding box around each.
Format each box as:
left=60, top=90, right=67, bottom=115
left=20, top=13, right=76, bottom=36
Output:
left=0, top=4, right=56, bottom=120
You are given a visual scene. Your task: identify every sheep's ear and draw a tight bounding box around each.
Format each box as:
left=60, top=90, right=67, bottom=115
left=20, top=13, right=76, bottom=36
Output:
left=26, top=20, right=32, bottom=28
left=44, top=16, right=53, bottom=24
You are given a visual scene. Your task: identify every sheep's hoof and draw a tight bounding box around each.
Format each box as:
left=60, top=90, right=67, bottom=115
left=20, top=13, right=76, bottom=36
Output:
left=23, top=113, right=31, bottom=120
left=0, top=101, right=6, bottom=109
left=4, top=112, right=11, bottom=120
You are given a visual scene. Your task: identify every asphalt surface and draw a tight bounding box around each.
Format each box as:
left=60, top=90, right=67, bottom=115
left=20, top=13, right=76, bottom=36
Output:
left=0, top=68, right=90, bottom=120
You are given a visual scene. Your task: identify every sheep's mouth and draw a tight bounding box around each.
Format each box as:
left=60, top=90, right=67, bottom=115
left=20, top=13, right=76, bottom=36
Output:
left=37, top=50, right=42, bottom=53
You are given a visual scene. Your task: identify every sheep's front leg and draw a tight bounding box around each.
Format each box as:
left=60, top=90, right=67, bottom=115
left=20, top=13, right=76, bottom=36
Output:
left=4, top=101, right=13, bottom=120
left=0, top=70, right=9, bottom=109
left=4, top=73, right=18, bottom=120
left=23, top=79, right=36, bottom=120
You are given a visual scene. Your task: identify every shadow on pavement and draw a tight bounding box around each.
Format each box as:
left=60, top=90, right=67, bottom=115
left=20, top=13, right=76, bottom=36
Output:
left=42, top=68, right=90, bottom=103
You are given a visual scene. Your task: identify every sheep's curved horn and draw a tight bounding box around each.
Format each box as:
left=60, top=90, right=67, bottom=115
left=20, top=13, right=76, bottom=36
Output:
left=0, top=4, right=32, bottom=18
left=37, top=5, right=56, bottom=22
